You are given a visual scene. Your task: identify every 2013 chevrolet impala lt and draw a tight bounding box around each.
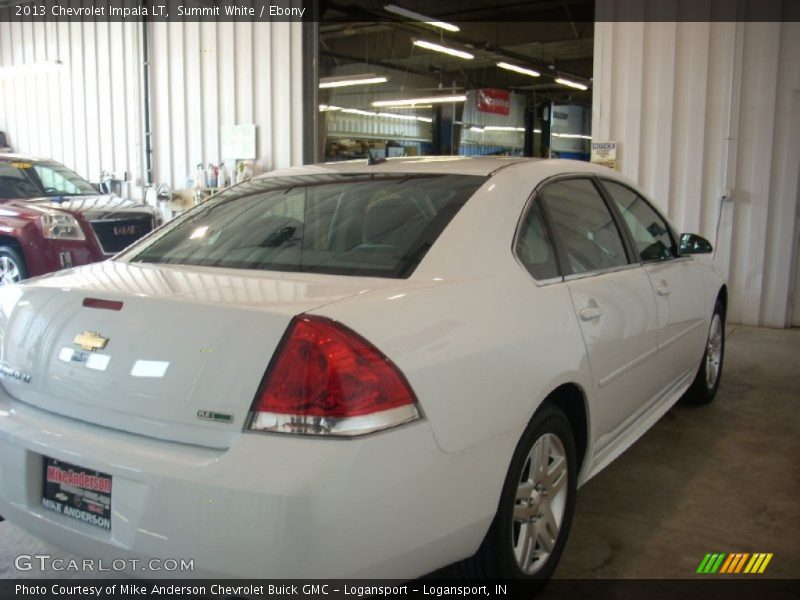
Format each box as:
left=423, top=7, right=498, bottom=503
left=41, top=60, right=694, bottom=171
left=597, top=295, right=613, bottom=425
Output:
left=0, top=157, right=726, bottom=579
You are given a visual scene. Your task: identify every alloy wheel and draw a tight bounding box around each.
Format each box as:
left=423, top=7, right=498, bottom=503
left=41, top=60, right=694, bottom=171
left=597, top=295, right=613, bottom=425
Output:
left=511, top=432, right=568, bottom=575
left=0, top=255, right=21, bottom=285
left=705, top=313, right=723, bottom=390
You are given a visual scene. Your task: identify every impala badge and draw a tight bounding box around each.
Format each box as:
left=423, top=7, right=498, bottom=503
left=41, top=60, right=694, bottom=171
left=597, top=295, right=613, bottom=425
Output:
left=73, top=331, right=109, bottom=352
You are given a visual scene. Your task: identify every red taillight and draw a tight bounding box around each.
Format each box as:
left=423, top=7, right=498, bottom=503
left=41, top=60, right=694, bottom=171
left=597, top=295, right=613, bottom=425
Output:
left=248, top=315, right=420, bottom=436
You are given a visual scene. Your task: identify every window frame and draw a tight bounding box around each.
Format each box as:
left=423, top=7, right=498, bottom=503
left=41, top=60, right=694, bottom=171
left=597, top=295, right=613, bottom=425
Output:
left=595, top=177, right=684, bottom=264
left=530, top=174, right=638, bottom=280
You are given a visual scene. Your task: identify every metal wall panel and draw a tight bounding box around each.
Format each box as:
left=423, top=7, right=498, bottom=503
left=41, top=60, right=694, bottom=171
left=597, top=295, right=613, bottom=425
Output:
left=0, top=21, right=143, bottom=196
left=593, top=2, right=800, bottom=327
left=0, top=20, right=304, bottom=195
left=138, top=20, right=304, bottom=186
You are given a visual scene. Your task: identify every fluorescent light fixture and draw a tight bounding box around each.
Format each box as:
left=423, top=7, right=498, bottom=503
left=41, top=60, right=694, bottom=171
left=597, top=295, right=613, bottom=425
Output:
left=341, top=108, right=374, bottom=117
left=497, top=61, right=540, bottom=78
left=372, top=95, right=466, bottom=107
left=384, top=4, right=460, bottom=32
left=376, top=103, right=433, bottom=109
left=470, top=126, right=485, bottom=133
left=555, top=77, right=589, bottom=91
left=336, top=107, right=433, bottom=123
left=484, top=126, right=526, bottom=132
left=552, top=133, right=593, bottom=140
left=319, top=74, right=388, bottom=89
left=413, top=40, right=474, bottom=60
left=319, top=104, right=342, bottom=112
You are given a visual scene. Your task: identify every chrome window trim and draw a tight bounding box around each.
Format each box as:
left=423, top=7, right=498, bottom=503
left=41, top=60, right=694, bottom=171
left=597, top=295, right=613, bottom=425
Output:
left=641, top=255, right=693, bottom=266
left=562, top=262, right=642, bottom=282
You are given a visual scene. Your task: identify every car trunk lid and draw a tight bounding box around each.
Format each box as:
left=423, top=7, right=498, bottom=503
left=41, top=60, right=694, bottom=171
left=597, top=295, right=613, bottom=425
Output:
left=0, top=261, right=392, bottom=448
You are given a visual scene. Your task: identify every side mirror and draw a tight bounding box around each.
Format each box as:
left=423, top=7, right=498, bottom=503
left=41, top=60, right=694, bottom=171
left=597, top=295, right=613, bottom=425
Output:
left=680, top=233, right=713, bottom=255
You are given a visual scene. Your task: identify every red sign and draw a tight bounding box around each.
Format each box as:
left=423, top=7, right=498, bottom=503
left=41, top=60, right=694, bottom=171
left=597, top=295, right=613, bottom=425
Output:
left=476, top=89, right=510, bottom=115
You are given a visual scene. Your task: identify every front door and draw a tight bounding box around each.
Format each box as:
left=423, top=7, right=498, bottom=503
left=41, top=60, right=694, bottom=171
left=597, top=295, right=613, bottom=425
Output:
left=601, top=180, right=708, bottom=390
left=537, top=177, right=661, bottom=449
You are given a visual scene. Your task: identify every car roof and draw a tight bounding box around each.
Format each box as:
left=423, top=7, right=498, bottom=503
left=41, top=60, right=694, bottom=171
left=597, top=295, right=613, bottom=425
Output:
left=256, top=156, right=633, bottom=183
left=0, top=153, right=50, bottom=163
left=260, top=156, right=536, bottom=178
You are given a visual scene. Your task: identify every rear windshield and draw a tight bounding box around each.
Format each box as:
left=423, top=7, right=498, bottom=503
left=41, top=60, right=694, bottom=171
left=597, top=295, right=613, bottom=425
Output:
left=125, top=173, right=486, bottom=278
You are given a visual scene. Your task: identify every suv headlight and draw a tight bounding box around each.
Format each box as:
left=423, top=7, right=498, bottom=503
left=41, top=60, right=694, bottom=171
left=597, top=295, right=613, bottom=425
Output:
left=40, top=213, right=86, bottom=241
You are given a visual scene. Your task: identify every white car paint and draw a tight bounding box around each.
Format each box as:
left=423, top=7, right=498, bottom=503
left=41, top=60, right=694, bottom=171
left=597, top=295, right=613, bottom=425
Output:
left=0, top=157, right=725, bottom=578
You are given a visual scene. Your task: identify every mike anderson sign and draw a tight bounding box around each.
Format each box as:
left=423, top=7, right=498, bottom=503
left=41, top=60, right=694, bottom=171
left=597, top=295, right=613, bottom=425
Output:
left=476, top=89, right=511, bottom=116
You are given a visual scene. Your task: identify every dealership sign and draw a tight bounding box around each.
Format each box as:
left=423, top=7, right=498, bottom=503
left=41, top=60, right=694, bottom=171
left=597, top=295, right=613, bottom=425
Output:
left=476, top=89, right=510, bottom=115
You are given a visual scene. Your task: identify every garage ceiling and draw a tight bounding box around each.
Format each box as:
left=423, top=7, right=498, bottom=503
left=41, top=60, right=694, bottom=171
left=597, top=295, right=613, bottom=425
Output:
left=319, top=0, right=595, bottom=105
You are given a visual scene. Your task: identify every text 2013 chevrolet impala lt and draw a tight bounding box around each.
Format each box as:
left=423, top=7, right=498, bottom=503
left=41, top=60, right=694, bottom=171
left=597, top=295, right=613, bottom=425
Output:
left=0, top=157, right=725, bottom=579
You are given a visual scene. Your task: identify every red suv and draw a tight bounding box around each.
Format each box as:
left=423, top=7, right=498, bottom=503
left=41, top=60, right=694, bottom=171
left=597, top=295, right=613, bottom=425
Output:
left=0, top=154, right=158, bottom=284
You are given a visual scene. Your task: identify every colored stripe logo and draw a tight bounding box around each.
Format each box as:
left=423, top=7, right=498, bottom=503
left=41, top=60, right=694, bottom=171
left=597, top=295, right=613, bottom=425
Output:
left=697, top=552, right=773, bottom=574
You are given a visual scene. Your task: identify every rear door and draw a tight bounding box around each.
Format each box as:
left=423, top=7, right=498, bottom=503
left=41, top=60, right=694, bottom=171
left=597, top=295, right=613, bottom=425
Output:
left=600, top=179, right=708, bottom=391
left=537, top=177, right=661, bottom=448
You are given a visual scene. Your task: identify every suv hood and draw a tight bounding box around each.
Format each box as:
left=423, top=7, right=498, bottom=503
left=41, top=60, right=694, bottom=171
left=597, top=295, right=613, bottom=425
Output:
left=11, top=195, right=155, bottom=219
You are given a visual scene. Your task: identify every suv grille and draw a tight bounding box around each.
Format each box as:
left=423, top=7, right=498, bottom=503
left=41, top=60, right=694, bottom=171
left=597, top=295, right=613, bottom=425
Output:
left=90, top=215, right=154, bottom=254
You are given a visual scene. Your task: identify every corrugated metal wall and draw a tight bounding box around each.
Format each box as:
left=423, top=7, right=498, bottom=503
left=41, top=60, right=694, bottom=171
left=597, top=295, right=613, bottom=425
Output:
left=149, top=20, right=304, bottom=187
left=0, top=20, right=303, bottom=195
left=593, top=2, right=800, bottom=327
left=0, top=21, right=144, bottom=196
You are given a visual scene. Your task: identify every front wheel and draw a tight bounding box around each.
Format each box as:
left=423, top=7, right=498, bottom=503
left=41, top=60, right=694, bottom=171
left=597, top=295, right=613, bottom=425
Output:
left=682, top=299, right=725, bottom=405
left=466, top=403, right=577, bottom=582
left=0, top=246, right=27, bottom=286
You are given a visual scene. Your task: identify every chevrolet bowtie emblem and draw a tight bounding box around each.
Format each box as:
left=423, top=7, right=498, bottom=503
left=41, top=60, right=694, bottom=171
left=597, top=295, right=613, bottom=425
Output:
left=73, top=331, right=109, bottom=352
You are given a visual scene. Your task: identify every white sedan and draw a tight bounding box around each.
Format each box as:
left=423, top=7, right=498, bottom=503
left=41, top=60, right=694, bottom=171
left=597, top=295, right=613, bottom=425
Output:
left=0, top=157, right=725, bottom=580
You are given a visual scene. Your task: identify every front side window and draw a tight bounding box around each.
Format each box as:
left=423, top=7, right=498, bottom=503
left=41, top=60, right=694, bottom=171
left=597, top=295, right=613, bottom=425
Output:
left=125, top=174, right=486, bottom=278
left=539, top=178, right=629, bottom=275
left=602, top=180, right=676, bottom=262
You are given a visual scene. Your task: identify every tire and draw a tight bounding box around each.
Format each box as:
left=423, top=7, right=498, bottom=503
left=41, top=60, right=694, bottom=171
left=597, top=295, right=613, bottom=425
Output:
left=682, top=299, right=725, bottom=405
left=463, top=403, right=577, bottom=583
left=0, top=245, right=27, bottom=286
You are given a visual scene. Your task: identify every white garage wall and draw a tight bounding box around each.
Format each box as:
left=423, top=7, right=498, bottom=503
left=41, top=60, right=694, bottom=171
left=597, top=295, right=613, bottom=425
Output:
left=593, top=2, right=800, bottom=327
left=0, top=21, right=144, bottom=196
left=149, top=20, right=304, bottom=188
left=0, top=20, right=304, bottom=195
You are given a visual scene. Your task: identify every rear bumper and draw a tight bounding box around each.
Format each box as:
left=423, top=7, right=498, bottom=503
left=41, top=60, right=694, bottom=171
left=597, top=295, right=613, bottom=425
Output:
left=0, top=388, right=512, bottom=578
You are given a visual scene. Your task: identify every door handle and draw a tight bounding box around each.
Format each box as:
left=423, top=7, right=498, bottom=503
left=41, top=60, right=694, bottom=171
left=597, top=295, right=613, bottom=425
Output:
left=657, top=284, right=671, bottom=297
left=579, top=305, right=604, bottom=321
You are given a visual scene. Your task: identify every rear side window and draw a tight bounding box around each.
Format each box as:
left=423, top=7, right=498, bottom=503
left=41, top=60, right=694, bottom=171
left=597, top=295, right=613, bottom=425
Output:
left=602, top=180, right=676, bottom=261
left=515, top=200, right=560, bottom=280
left=539, top=178, right=629, bottom=275
left=127, top=174, right=486, bottom=278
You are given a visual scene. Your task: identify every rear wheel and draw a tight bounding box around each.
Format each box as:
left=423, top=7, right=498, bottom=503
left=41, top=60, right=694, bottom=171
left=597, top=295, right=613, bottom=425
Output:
left=0, top=245, right=26, bottom=285
left=682, top=300, right=725, bottom=405
left=464, top=403, right=577, bottom=582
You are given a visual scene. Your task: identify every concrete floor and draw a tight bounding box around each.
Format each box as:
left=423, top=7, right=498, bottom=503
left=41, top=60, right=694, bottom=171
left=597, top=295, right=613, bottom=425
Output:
left=0, top=326, right=798, bottom=579
left=554, top=325, right=800, bottom=578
